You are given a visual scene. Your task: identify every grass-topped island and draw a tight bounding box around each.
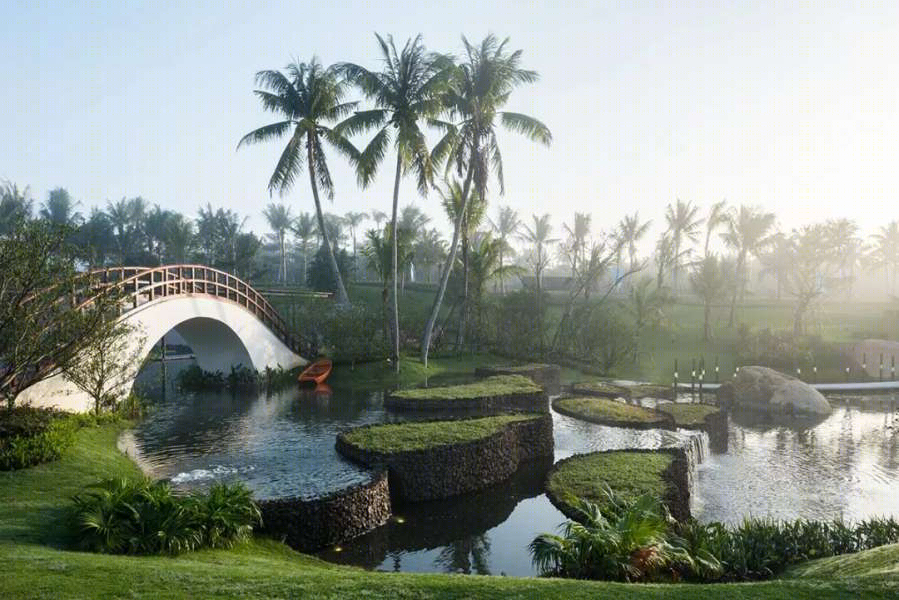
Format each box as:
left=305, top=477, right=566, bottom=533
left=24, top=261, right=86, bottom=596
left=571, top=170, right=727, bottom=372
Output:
left=337, top=413, right=553, bottom=502
left=384, top=374, right=547, bottom=412
left=546, top=449, right=691, bottom=522
left=657, top=402, right=729, bottom=451
left=552, top=396, right=673, bottom=429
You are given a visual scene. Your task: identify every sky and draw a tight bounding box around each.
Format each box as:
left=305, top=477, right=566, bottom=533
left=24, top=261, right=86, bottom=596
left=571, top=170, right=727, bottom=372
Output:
left=2, top=0, right=898, bottom=252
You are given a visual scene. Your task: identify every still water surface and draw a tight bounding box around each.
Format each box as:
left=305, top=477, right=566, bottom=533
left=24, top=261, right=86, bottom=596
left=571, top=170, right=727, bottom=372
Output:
left=129, top=362, right=899, bottom=576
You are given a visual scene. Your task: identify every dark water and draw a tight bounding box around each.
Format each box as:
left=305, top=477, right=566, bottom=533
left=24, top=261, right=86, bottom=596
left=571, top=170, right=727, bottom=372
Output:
left=128, top=363, right=899, bottom=576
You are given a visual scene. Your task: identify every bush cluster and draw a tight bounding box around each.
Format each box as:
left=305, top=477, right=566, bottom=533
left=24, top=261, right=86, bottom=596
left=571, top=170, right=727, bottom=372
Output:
left=175, top=364, right=296, bottom=392
left=531, top=487, right=899, bottom=583
left=0, top=407, right=77, bottom=470
left=735, top=328, right=845, bottom=374
left=70, top=478, right=261, bottom=555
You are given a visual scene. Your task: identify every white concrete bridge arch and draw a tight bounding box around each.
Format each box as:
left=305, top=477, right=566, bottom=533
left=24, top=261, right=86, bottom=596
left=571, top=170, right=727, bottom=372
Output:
left=16, top=265, right=307, bottom=412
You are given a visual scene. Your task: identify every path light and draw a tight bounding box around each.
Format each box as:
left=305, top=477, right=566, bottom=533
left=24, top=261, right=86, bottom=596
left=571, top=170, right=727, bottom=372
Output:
left=333, top=546, right=343, bottom=552
left=393, top=516, right=405, bottom=524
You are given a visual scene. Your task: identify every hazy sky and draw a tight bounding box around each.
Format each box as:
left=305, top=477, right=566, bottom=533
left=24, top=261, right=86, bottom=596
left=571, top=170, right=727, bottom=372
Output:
left=2, top=1, right=898, bottom=248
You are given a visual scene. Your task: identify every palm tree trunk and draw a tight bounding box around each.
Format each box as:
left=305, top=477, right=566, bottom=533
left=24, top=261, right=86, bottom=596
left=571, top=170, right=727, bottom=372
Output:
left=456, top=229, right=470, bottom=350
left=499, top=247, right=505, bottom=295
left=307, top=139, right=349, bottom=305
left=389, top=153, right=402, bottom=373
left=421, top=164, right=475, bottom=367
left=728, top=252, right=745, bottom=327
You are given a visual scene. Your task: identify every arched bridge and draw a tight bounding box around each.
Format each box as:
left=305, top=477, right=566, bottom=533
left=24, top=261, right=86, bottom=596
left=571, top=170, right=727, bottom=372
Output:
left=17, top=265, right=308, bottom=412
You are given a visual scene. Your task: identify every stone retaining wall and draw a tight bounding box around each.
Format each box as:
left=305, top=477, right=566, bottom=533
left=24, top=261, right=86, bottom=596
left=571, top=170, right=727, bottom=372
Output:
left=336, top=415, right=554, bottom=503
left=258, top=471, right=391, bottom=553
left=384, top=389, right=548, bottom=412
left=545, top=447, right=693, bottom=523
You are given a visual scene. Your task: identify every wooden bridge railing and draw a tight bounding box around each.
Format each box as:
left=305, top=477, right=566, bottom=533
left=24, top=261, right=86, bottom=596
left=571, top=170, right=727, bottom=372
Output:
left=74, top=265, right=306, bottom=354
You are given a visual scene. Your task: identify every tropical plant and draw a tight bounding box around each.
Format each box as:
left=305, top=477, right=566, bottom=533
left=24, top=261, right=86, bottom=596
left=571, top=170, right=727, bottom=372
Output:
left=664, top=199, right=703, bottom=291
left=262, top=203, right=293, bottom=282
left=618, top=211, right=651, bottom=271
left=530, top=488, right=693, bottom=582
left=562, top=212, right=591, bottom=274
left=721, top=205, right=776, bottom=325
left=238, top=58, right=361, bottom=305
left=488, top=205, right=520, bottom=294
left=0, top=180, right=32, bottom=236
left=40, top=188, right=82, bottom=227
left=628, top=277, right=671, bottom=350
left=419, top=34, right=552, bottom=367
left=782, top=224, right=843, bottom=335
left=291, top=212, right=316, bottom=284
left=413, top=228, right=446, bottom=283
left=106, top=197, right=147, bottom=264
left=868, top=220, right=899, bottom=294
left=343, top=211, right=368, bottom=280
left=0, top=407, right=77, bottom=470
left=70, top=478, right=260, bottom=555
left=703, top=200, right=730, bottom=257
left=338, top=34, right=453, bottom=371
left=689, top=255, right=729, bottom=340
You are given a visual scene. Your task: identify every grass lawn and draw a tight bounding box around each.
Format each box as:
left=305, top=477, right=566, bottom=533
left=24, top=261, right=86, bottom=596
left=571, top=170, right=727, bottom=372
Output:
left=553, top=397, right=669, bottom=427
left=571, top=381, right=632, bottom=398
left=0, top=423, right=897, bottom=598
left=657, top=403, right=722, bottom=427
left=389, top=374, right=540, bottom=401
left=327, top=353, right=503, bottom=391
left=339, top=414, right=537, bottom=453
left=546, top=451, right=673, bottom=509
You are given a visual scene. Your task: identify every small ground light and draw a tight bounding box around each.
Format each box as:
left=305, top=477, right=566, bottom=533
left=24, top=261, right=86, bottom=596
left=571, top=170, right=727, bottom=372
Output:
left=393, top=516, right=405, bottom=524
left=333, top=546, right=343, bottom=552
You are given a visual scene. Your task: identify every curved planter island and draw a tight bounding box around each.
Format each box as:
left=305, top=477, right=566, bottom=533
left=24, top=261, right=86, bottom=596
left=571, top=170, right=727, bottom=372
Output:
left=384, top=375, right=547, bottom=412
left=545, top=448, right=692, bottom=522
left=336, top=414, right=554, bottom=502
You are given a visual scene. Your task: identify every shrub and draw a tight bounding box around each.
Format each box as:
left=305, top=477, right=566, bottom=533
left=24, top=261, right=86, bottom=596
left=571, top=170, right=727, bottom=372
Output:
left=307, top=243, right=352, bottom=293
left=0, top=407, right=78, bottom=470
left=70, top=478, right=261, bottom=555
left=529, top=486, right=702, bottom=582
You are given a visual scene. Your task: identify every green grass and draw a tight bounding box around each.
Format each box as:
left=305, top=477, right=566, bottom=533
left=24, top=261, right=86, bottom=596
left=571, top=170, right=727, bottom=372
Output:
left=554, top=397, right=668, bottom=426
left=0, top=423, right=896, bottom=598
left=327, top=353, right=500, bottom=391
left=547, top=451, right=673, bottom=509
left=340, top=414, right=537, bottom=453
left=571, top=381, right=632, bottom=398
left=390, top=374, right=540, bottom=401
left=657, top=403, right=722, bottom=427
left=785, top=543, right=899, bottom=583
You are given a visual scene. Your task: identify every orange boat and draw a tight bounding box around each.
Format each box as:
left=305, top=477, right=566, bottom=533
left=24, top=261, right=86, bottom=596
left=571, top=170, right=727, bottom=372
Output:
left=298, top=358, right=332, bottom=384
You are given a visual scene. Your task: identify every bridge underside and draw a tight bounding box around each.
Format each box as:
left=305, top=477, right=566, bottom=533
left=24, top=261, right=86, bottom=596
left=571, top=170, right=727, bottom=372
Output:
left=16, top=295, right=306, bottom=412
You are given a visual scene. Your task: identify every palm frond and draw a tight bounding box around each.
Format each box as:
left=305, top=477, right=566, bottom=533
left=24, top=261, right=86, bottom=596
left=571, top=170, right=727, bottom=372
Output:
left=236, top=120, right=293, bottom=150
left=501, top=112, right=552, bottom=145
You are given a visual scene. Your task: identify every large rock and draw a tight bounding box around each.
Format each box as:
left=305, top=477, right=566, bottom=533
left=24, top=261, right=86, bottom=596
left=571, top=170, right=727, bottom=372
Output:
left=728, top=366, right=832, bottom=415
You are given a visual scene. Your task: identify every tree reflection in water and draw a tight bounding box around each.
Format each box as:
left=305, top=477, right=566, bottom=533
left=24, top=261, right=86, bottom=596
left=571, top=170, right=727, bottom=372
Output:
left=435, top=535, right=492, bottom=575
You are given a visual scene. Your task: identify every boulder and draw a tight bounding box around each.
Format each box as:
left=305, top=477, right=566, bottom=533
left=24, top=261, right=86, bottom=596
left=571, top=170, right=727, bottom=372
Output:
left=730, top=366, right=832, bottom=415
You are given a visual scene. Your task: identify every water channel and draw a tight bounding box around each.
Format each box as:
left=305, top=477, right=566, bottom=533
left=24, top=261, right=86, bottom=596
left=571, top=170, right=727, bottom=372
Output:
left=127, top=361, right=899, bottom=576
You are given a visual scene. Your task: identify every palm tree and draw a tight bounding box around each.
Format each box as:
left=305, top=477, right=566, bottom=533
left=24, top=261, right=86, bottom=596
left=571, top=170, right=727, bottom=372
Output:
left=721, top=205, right=776, bottom=325
left=238, top=59, right=360, bottom=305
left=263, top=203, right=293, bottom=282
left=338, top=34, right=453, bottom=371
left=759, top=232, right=791, bottom=300
left=441, top=179, right=487, bottom=348
left=521, top=214, right=556, bottom=352
left=291, top=212, right=316, bottom=285
left=689, top=255, right=728, bottom=340
left=618, top=211, right=651, bottom=271
left=40, top=188, right=82, bottom=227
left=106, top=197, right=146, bottom=264
left=370, top=209, right=388, bottom=228
left=196, top=203, right=219, bottom=265
left=664, top=199, right=703, bottom=291
left=562, top=212, right=591, bottom=274
left=0, top=181, right=32, bottom=236
left=419, top=35, right=552, bottom=366
left=826, top=218, right=860, bottom=300
left=869, top=221, right=899, bottom=295
left=397, top=205, right=430, bottom=286
left=343, top=211, right=368, bottom=281
left=163, top=214, right=194, bottom=263
left=143, top=205, right=171, bottom=263
left=488, top=205, right=520, bottom=294
left=414, top=228, right=446, bottom=283
left=704, top=199, right=730, bottom=257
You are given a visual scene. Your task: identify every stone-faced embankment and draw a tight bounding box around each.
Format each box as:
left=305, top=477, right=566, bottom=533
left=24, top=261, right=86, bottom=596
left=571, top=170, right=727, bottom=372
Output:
left=384, top=375, right=547, bottom=412
left=474, top=363, right=561, bottom=390
left=545, top=447, right=692, bottom=523
left=258, top=471, right=391, bottom=552
left=336, top=414, right=554, bottom=503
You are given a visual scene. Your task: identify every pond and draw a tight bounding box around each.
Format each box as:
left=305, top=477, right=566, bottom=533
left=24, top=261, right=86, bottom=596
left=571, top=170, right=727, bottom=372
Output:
left=128, top=361, right=899, bottom=576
